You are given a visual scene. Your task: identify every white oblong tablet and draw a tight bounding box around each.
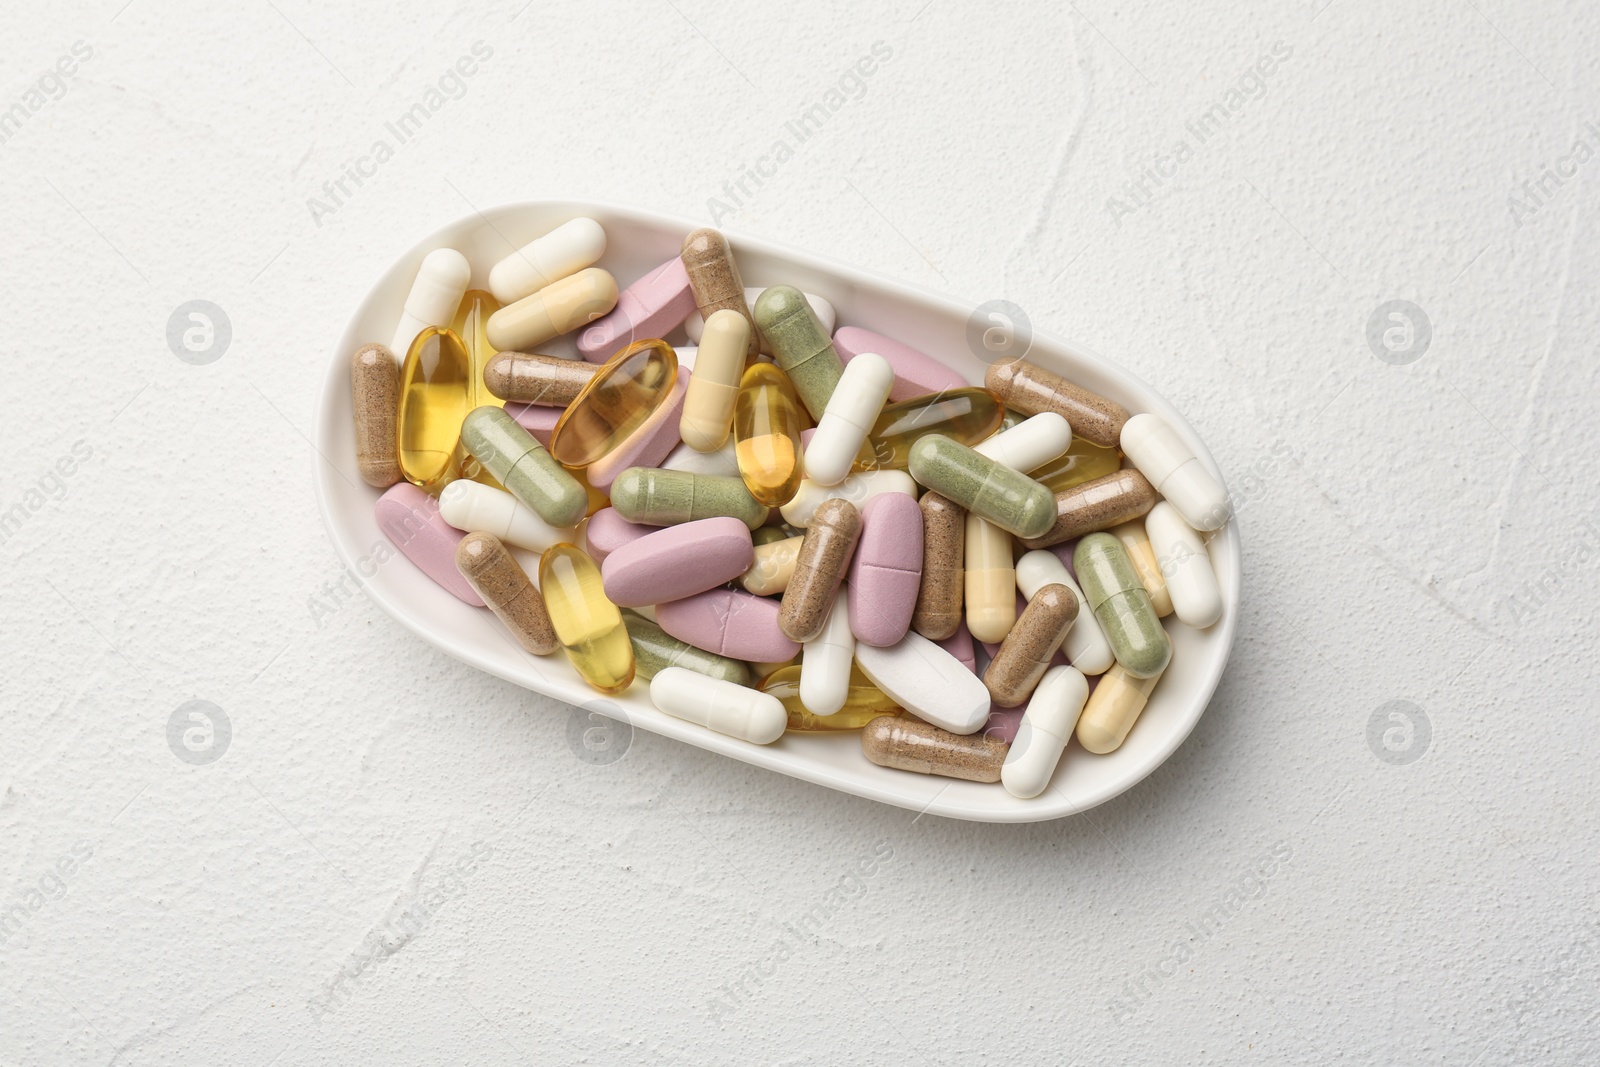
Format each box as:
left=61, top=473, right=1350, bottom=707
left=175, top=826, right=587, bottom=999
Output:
left=1015, top=550, right=1114, bottom=676
left=800, top=596, right=854, bottom=716
left=650, top=667, right=786, bottom=744
left=488, top=217, right=606, bottom=304
left=1144, top=502, right=1222, bottom=629
left=854, top=630, right=991, bottom=735
left=1002, top=665, right=1089, bottom=799
left=805, top=353, right=895, bottom=486
left=391, top=247, right=471, bottom=359
left=438, top=480, right=576, bottom=553
left=974, top=412, right=1071, bottom=473
left=685, top=288, right=835, bottom=346
left=779, top=470, right=917, bottom=527
left=1120, top=413, right=1230, bottom=532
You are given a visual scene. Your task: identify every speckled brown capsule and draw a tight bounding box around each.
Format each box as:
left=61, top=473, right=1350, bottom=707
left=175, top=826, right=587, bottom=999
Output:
left=681, top=228, right=760, bottom=363
left=483, top=351, right=598, bottom=406
left=912, top=491, right=965, bottom=640
left=350, top=343, right=401, bottom=488
left=777, top=497, right=860, bottom=643
left=1018, top=468, right=1158, bottom=550
left=860, top=715, right=1009, bottom=783
left=982, top=584, right=1079, bottom=707
left=455, top=532, right=559, bottom=655
left=984, top=358, right=1130, bottom=449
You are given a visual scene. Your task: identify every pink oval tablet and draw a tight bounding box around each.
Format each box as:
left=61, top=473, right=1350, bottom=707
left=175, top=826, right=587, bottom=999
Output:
left=935, top=621, right=977, bottom=674
left=374, top=483, right=485, bottom=606
left=504, top=402, right=561, bottom=446
left=656, top=588, right=800, bottom=662
left=601, top=517, right=754, bottom=607
left=833, top=327, right=968, bottom=403
left=585, top=374, right=689, bottom=493
left=578, top=257, right=696, bottom=362
left=583, top=507, right=655, bottom=563
left=846, top=493, right=923, bottom=647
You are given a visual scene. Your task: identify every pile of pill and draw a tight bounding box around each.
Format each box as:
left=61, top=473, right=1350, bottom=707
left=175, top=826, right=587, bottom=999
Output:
left=349, top=217, right=1229, bottom=800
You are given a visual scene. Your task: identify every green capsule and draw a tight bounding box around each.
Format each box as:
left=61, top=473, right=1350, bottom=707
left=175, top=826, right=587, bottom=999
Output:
left=624, top=615, right=750, bottom=685
left=461, top=407, right=588, bottom=528
left=1073, top=533, right=1171, bottom=678
left=609, top=467, right=767, bottom=530
left=907, top=434, right=1055, bottom=540
left=752, top=284, right=843, bottom=420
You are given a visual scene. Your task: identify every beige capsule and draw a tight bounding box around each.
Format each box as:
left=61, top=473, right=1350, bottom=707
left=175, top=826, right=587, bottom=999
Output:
left=454, top=532, right=559, bottom=655
left=1076, top=663, right=1163, bottom=754
left=483, top=351, right=598, bottom=406
left=350, top=343, right=402, bottom=488
left=983, top=584, right=1079, bottom=707
left=681, top=228, right=759, bottom=363
left=741, top=534, right=804, bottom=596
left=1110, top=520, right=1173, bottom=617
left=984, top=358, right=1130, bottom=449
left=485, top=267, right=618, bottom=352
left=861, top=715, right=1009, bottom=783
left=912, top=491, right=965, bottom=640
left=1018, top=468, right=1158, bottom=550
left=777, top=498, right=861, bottom=643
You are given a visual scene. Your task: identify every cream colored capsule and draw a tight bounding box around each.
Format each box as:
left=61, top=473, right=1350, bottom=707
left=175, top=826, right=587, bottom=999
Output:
left=391, top=248, right=470, bottom=360
left=805, top=352, right=895, bottom=486
left=1145, top=501, right=1223, bottom=629
left=649, top=667, right=786, bottom=744
left=438, top=480, right=576, bottom=553
left=487, top=217, right=606, bottom=304
left=964, top=513, right=1015, bottom=644
left=741, top=534, right=804, bottom=595
left=485, top=267, right=618, bottom=351
left=1015, top=550, right=1114, bottom=676
left=1002, top=665, right=1089, bottom=799
left=1110, top=521, right=1173, bottom=617
left=680, top=309, right=751, bottom=451
left=973, top=412, right=1072, bottom=474
left=779, top=470, right=916, bottom=527
left=1076, top=664, right=1163, bottom=754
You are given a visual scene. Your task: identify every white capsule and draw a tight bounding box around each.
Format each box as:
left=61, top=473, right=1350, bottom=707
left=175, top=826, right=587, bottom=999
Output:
left=1015, top=550, right=1114, bottom=675
left=805, top=353, right=894, bottom=486
left=487, top=217, right=606, bottom=304
left=661, top=438, right=741, bottom=479
left=974, top=412, right=1071, bottom=474
left=680, top=309, right=750, bottom=452
left=438, top=481, right=576, bottom=553
left=1076, top=664, right=1162, bottom=754
left=649, top=667, right=786, bottom=744
left=390, top=248, right=471, bottom=360
left=685, top=288, right=835, bottom=348
left=1002, top=665, right=1089, bottom=799
left=800, top=596, right=854, bottom=716
left=1145, top=502, right=1223, bottom=629
left=854, top=630, right=991, bottom=735
left=1120, top=413, right=1230, bottom=532
left=779, top=469, right=916, bottom=527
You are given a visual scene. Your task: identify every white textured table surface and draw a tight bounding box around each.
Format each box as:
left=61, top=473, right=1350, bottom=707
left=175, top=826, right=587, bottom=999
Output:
left=3, top=1, right=1598, bottom=1063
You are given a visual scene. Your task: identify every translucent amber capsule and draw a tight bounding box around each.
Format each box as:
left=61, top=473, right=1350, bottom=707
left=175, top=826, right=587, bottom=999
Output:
left=1031, top=436, right=1123, bottom=493
left=538, top=543, right=635, bottom=693
left=733, top=363, right=806, bottom=506
left=550, top=339, right=677, bottom=468
left=760, top=664, right=901, bottom=731
left=452, top=290, right=504, bottom=486
left=860, top=387, right=1003, bottom=471
left=397, top=326, right=472, bottom=493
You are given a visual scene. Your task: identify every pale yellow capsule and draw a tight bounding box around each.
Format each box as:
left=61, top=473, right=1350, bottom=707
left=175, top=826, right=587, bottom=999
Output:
left=1110, top=521, right=1173, bottom=617
left=964, top=512, right=1016, bottom=644
left=1075, top=664, right=1163, bottom=754
left=486, top=267, right=618, bottom=351
left=680, top=309, right=750, bottom=452
left=740, top=534, right=804, bottom=596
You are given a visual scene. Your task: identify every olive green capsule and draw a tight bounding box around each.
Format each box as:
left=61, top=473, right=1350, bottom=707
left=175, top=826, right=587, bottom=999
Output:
left=907, top=434, right=1055, bottom=540
left=461, top=407, right=588, bottom=528
left=752, top=284, right=843, bottom=421
left=623, top=614, right=750, bottom=685
left=609, top=467, right=767, bottom=530
left=1073, top=533, right=1171, bottom=678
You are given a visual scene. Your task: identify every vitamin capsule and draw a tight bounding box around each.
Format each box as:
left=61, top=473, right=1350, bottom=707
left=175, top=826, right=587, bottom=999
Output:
left=679, top=309, right=750, bottom=451
left=833, top=327, right=966, bottom=403
left=800, top=597, right=855, bottom=716
left=1002, top=665, right=1089, bottom=798
left=779, top=469, right=916, bottom=527
left=624, top=614, right=749, bottom=685
left=397, top=327, right=472, bottom=492
left=610, top=468, right=766, bottom=530
left=964, top=512, right=1016, bottom=644
left=656, top=588, right=801, bottom=662
left=578, top=256, right=696, bottom=362
left=778, top=498, right=861, bottom=643
left=650, top=667, right=786, bottom=745
left=1145, top=501, right=1223, bottom=628
left=753, top=284, right=844, bottom=420
left=761, top=664, right=899, bottom=731
left=461, top=407, right=588, bottom=528
left=582, top=507, right=654, bottom=563
left=862, top=388, right=1004, bottom=471
left=685, top=287, right=834, bottom=348
left=485, top=267, right=618, bottom=352
left=1018, top=468, right=1158, bottom=550
left=806, top=353, right=895, bottom=487
left=549, top=339, right=678, bottom=468
left=600, top=516, right=753, bottom=607
left=984, top=358, right=1130, bottom=449
left=1015, top=550, right=1115, bottom=676
left=1076, top=664, right=1163, bottom=754
left=451, top=291, right=502, bottom=408
left=912, top=492, right=965, bottom=640
left=585, top=374, right=690, bottom=493
left=454, top=533, right=559, bottom=655
left=439, top=480, right=575, bottom=552
left=538, top=544, right=634, bottom=693
left=1031, top=435, right=1124, bottom=493
left=734, top=363, right=806, bottom=506
left=487, top=217, right=607, bottom=304
left=679, top=228, right=760, bottom=364
left=740, top=534, right=804, bottom=595
left=973, top=412, right=1072, bottom=474
left=1074, top=533, right=1171, bottom=678
left=483, top=351, right=598, bottom=406
left=909, top=435, right=1055, bottom=540
left=1121, top=413, right=1231, bottom=532
left=350, top=343, right=401, bottom=488
left=391, top=248, right=470, bottom=359
left=854, top=631, right=991, bottom=735
left=860, top=716, right=1009, bottom=783
left=374, top=483, right=485, bottom=605
left=982, top=584, right=1079, bottom=707
left=1110, top=520, right=1173, bottom=618
left=846, top=492, right=923, bottom=647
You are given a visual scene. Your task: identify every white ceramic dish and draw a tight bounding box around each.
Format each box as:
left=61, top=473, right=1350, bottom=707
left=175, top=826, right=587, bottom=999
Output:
left=314, top=200, right=1241, bottom=823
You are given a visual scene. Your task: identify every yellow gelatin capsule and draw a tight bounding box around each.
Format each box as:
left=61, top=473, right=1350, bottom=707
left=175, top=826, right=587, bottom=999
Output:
left=760, top=664, right=901, bottom=731
left=397, top=326, right=472, bottom=493
left=860, top=387, right=1004, bottom=471
left=733, top=362, right=806, bottom=507
left=451, top=290, right=505, bottom=486
left=1032, top=436, right=1122, bottom=493
left=549, top=339, right=677, bottom=469
left=538, top=543, right=635, bottom=694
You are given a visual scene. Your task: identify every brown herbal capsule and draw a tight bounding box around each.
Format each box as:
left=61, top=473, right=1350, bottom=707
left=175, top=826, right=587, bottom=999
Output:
left=982, top=584, right=1079, bottom=707
left=860, top=715, right=1008, bottom=783
left=912, top=491, right=965, bottom=640
left=681, top=228, right=760, bottom=363
left=777, top=498, right=860, bottom=643
left=984, top=358, right=1130, bottom=448
left=455, top=532, right=559, bottom=655
left=350, top=343, right=401, bottom=488
left=1018, top=468, right=1157, bottom=550
left=483, top=351, right=598, bottom=406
